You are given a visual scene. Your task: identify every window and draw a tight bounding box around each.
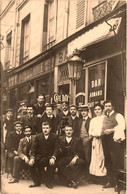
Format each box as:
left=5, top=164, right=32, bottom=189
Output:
left=76, top=0, right=86, bottom=29
left=20, top=14, right=30, bottom=64
left=48, top=1, right=56, bottom=43
left=5, top=31, right=12, bottom=69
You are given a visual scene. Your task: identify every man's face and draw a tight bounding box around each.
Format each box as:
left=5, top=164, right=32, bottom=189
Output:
left=6, top=111, right=13, bottom=118
left=70, top=107, right=77, bottom=116
left=104, top=102, right=113, bottom=114
left=42, top=124, right=51, bottom=135
left=65, top=127, right=73, bottom=137
left=24, top=128, right=32, bottom=137
left=27, top=107, right=34, bottom=115
left=62, top=103, right=68, bottom=112
left=15, top=124, right=22, bottom=133
left=46, top=107, right=52, bottom=116
left=80, top=110, right=88, bottom=117
left=37, top=95, right=45, bottom=104
left=22, top=106, right=27, bottom=115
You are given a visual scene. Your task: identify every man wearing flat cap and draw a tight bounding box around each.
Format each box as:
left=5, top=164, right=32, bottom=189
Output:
left=6, top=121, right=24, bottom=176
left=78, top=105, right=92, bottom=181
left=68, top=104, right=81, bottom=137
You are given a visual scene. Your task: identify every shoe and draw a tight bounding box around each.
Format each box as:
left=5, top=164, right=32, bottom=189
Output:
left=8, top=178, right=19, bottom=183
left=70, top=180, right=78, bottom=189
left=102, top=182, right=113, bottom=188
left=29, top=183, right=41, bottom=188
left=45, top=182, right=53, bottom=189
left=114, top=185, right=118, bottom=192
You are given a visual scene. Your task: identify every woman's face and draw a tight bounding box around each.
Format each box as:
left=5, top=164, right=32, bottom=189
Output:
left=94, top=106, right=102, bottom=116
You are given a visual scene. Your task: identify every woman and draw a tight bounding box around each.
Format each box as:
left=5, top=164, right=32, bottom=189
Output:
left=89, top=103, right=107, bottom=181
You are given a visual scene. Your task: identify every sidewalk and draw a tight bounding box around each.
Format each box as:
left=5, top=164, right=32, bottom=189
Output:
left=1, top=173, right=125, bottom=194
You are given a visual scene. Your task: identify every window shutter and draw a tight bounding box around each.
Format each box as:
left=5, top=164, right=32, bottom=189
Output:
left=76, top=0, right=85, bottom=29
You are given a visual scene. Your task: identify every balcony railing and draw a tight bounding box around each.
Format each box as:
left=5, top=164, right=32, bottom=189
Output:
left=92, top=0, right=119, bottom=21
left=44, top=39, right=56, bottom=51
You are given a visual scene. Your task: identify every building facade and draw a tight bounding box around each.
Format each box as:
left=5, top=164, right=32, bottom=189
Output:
left=1, top=0, right=126, bottom=122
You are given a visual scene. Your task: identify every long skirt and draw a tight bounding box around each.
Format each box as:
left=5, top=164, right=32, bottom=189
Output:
left=89, top=137, right=107, bottom=176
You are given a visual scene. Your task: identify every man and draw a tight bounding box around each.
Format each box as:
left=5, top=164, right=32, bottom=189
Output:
left=57, top=126, right=85, bottom=188
left=29, top=121, right=59, bottom=189
left=102, top=100, right=125, bottom=192
left=41, top=104, right=56, bottom=133
left=8, top=126, right=35, bottom=183
left=68, top=104, right=80, bottom=137
left=6, top=121, right=24, bottom=175
left=78, top=105, right=91, bottom=181
left=56, top=101, right=70, bottom=136
left=21, top=104, right=41, bottom=134
left=34, top=94, right=45, bottom=118
left=3, top=109, right=14, bottom=147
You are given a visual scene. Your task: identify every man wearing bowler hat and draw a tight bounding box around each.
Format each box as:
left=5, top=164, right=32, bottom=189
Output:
left=78, top=105, right=91, bottom=181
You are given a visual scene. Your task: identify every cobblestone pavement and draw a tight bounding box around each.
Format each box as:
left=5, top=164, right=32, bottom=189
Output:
left=1, top=173, right=126, bottom=194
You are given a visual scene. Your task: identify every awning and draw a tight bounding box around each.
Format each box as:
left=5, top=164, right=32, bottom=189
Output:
left=68, top=17, right=122, bottom=56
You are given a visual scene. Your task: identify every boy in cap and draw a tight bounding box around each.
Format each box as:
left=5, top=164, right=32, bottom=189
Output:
left=6, top=121, right=24, bottom=176
left=8, top=125, right=35, bottom=183
left=78, top=105, right=91, bottom=181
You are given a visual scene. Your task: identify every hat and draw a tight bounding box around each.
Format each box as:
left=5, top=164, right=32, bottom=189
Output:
left=69, top=104, right=78, bottom=109
left=79, top=105, right=89, bottom=111
left=6, top=108, right=13, bottom=113
left=14, top=121, right=23, bottom=125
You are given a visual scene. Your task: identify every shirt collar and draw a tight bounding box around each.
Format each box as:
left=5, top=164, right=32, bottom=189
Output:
left=83, top=116, right=88, bottom=121
left=108, top=110, right=114, bottom=116
left=71, top=115, right=76, bottom=120
left=66, top=136, right=72, bottom=143
left=44, top=135, right=49, bottom=139
left=63, top=110, right=69, bottom=115
left=26, top=136, right=31, bottom=141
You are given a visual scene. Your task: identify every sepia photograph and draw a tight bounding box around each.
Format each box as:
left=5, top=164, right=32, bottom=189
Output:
left=0, top=0, right=126, bottom=193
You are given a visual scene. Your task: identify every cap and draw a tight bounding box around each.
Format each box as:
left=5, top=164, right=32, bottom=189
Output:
left=6, top=108, right=13, bottom=113
left=14, top=121, right=23, bottom=125
left=69, top=104, right=78, bottom=109
left=79, top=105, right=89, bottom=111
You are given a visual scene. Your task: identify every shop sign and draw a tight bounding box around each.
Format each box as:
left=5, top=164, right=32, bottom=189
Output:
left=52, top=93, right=69, bottom=103
left=88, top=61, right=106, bottom=107
left=56, top=47, right=67, bottom=66
left=58, top=64, right=69, bottom=82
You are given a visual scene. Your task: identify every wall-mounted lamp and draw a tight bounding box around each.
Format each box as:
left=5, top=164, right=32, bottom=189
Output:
left=67, top=49, right=84, bottom=85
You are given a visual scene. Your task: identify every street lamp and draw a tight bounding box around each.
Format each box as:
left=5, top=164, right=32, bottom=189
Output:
left=67, top=49, right=84, bottom=85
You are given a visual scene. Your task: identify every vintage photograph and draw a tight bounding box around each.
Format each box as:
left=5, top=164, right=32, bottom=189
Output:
left=0, top=0, right=126, bottom=194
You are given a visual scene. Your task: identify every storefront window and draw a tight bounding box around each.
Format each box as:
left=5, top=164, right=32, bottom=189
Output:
left=88, top=61, right=106, bottom=107
left=76, top=69, right=85, bottom=106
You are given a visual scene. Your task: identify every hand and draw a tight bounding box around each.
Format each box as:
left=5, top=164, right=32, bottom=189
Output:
left=49, top=158, right=55, bottom=165
left=14, top=151, right=18, bottom=155
left=24, top=156, right=29, bottom=164
left=103, top=129, right=114, bottom=135
left=69, top=156, right=78, bottom=166
left=29, top=159, right=35, bottom=166
left=37, top=114, right=42, bottom=118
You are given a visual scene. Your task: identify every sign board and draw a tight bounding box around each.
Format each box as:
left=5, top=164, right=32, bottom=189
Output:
left=51, top=93, right=69, bottom=103
left=88, top=61, right=106, bottom=107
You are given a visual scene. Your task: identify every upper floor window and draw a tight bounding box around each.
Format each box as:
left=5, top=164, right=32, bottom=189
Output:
left=76, top=0, right=86, bottom=29
left=48, top=0, right=56, bottom=43
left=20, top=14, right=30, bottom=64
left=5, top=31, right=12, bottom=69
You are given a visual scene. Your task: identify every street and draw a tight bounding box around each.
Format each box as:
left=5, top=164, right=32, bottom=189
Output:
left=1, top=173, right=125, bottom=194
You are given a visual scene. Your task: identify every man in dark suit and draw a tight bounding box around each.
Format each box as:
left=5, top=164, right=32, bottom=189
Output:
left=6, top=121, right=24, bottom=175
left=56, top=101, right=70, bottom=136
left=34, top=94, right=46, bottom=118
left=29, top=121, right=59, bottom=189
left=57, top=126, right=85, bottom=188
left=8, top=126, right=35, bottom=183
left=68, top=104, right=80, bottom=137
left=78, top=105, right=91, bottom=181
left=41, top=104, right=56, bottom=133
left=21, top=104, right=41, bottom=134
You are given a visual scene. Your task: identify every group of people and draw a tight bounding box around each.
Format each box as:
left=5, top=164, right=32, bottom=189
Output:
left=3, top=94, right=126, bottom=191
